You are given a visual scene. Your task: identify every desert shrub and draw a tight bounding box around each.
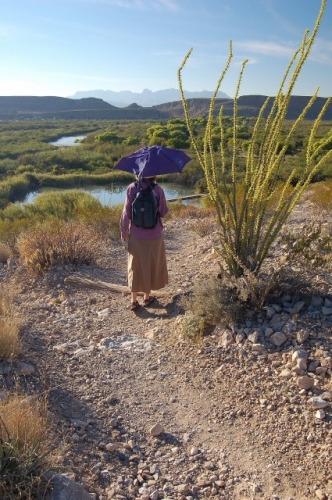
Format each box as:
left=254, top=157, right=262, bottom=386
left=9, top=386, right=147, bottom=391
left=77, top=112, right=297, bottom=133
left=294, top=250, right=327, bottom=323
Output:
left=0, top=395, right=50, bottom=499
left=191, top=217, right=216, bottom=238
left=280, top=222, right=332, bottom=271
left=0, top=291, right=20, bottom=359
left=0, top=244, right=12, bottom=264
left=0, top=191, right=123, bottom=247
left=181, top=276, right=249, bottom=339
left=31, top=190, right=102, bottom=220
left=309, top=180, right=332, bottom=211
left=167, top=201, right=215, bottom=221
left=76, top=203, right=123, bottom=240
left=17, top=220, right=100, bottom=271
left=178, top=0, right=332, bottom=283
left=181, top=311, right=204, bottom=343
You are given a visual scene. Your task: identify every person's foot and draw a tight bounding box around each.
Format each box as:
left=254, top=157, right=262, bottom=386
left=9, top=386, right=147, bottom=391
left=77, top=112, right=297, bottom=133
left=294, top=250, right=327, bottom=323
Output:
left=143, top=296, right=155, bottom=307
left=131, top=300, right=139, bottom=311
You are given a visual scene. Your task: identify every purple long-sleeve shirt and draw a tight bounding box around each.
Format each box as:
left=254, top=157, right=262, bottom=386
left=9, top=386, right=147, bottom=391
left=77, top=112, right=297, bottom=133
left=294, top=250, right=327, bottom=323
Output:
left=120, top=181, right=168, bottom=240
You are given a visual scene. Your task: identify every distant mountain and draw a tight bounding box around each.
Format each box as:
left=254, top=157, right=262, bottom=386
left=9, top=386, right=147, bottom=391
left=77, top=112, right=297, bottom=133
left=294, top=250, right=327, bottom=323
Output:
left=68, top=88, right=230, bottom=107
left=156, top=95, right=332, bottom=121
left=0, top=95, right=331, bottom=121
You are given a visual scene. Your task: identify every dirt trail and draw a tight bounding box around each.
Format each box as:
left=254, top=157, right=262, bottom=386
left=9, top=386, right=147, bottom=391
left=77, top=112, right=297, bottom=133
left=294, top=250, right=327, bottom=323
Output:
left=0, top=208, right=331, bottom=500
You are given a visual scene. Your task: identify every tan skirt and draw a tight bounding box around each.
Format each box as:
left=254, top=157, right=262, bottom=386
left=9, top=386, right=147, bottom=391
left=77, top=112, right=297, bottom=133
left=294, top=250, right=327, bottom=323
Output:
left=127, top=235, right=168, bottom=293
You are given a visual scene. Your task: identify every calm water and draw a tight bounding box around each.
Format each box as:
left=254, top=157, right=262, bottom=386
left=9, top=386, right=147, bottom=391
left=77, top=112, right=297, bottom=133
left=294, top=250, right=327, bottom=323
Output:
left=24, top=183, right=197, bottom=206
left=49, top=135, right=86, bottom=147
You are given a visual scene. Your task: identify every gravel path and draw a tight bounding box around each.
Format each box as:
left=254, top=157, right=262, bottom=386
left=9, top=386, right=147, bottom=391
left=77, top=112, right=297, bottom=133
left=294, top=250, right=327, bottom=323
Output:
left=0, top=207, right=332, bottom=500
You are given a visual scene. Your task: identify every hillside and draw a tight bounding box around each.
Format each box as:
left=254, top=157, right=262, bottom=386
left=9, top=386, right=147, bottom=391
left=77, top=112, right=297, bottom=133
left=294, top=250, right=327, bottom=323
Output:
left=0, top=202, right=331, bottom=499
left=155, top=95, right=332, bottom=120
left=0, top=95, right=331, bottom=121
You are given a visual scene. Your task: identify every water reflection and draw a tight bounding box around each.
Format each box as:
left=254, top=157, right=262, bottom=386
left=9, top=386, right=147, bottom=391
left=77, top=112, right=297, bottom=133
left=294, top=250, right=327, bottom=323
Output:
left=49, top=135, right=86, bottom=147
left=24, top=183, right=197, bottom=206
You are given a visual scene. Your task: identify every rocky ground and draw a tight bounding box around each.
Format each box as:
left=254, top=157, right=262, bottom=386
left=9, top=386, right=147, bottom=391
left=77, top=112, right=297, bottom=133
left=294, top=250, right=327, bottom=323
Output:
left=0, top=202, right=332, bottom=500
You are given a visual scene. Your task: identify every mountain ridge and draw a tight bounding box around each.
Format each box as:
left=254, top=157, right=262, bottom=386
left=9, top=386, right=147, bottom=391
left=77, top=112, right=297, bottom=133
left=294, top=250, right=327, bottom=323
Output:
left=0, top=95, right=331, bottom=121
left=68, top=88, right=230, bottom=107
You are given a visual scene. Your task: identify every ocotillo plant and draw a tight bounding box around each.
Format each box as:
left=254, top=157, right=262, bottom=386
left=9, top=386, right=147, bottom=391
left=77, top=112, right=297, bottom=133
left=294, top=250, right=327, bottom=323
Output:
left=178, top=0, right=332, bottom=279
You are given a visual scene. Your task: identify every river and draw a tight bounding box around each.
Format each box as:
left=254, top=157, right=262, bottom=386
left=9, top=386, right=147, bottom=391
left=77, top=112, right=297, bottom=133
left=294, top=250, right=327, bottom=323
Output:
left=24, top=183, right=198, bottom=207
left=49, top=135, right=86, bottom=147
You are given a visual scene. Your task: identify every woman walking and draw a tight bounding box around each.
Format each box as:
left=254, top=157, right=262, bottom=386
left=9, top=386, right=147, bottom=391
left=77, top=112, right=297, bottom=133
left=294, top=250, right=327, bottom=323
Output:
left=120, top=176, right=168, bottom=311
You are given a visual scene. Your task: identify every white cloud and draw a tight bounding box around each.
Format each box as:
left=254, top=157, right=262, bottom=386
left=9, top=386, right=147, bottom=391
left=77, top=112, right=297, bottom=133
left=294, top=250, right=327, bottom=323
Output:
left=68, top=0, right=180, bottom=11
left=309, top=37, right=332, bottom=64
left=234, top=37, right=332, bottom=65
left=234, top=40, right=295, bottom=58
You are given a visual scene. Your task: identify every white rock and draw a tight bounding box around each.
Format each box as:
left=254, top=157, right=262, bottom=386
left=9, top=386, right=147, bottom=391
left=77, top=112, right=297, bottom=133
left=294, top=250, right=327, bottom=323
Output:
left=315, top=489, right=327, bottom=500
left=311, top=397, right=330, bottom=409
left=97, top=308, right=110, bottom=318
left=297, top=376, right=314, bottom=389
left=220, top=331, right=234, bottom=348
left=251, top=343, right=264, bottom=352
left=177, top=484, right=190, bottom=494
left=279, top=369, right=292, bottom=378
left=248, top=331, right=259, bottom=343
left=190, top=446, right=199, bottom=456
left=315, top=409, right=326, bottom=420
left=150, top=423, right=164, bottom=436
left=296, top=358, right=307, bottom=371
left=321, top=391, right=332, bottom=401
left=270, top=332, right=287, bottom=346
left=292, top=350, right=307, bottom=362
left=106, top=443, right=116, bottom=452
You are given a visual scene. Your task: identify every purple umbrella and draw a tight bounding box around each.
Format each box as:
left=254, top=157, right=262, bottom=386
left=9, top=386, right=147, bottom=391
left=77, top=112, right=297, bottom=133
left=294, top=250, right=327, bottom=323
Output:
left=114, top=145, right=192, bottom=178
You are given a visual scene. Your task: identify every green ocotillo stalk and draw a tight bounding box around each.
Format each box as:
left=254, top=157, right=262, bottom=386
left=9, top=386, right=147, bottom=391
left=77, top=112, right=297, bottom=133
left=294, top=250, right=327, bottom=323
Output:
left=178, top=0, right=332, bottom=278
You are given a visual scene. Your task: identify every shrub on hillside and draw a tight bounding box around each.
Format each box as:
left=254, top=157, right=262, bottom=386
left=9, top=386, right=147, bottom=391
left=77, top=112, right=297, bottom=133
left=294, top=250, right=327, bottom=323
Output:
left=0, top=243, right=12, bottom=264
left=0, top=290, right=20, bottom=359
left=17, top=220, right=100, bottom=271
left=0, top=395, right=50, bottom=498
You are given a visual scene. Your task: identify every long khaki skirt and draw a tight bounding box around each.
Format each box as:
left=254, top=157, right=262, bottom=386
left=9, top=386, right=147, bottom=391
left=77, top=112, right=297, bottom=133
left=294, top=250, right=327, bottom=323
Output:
left=127, top=235, right=168, bottom=293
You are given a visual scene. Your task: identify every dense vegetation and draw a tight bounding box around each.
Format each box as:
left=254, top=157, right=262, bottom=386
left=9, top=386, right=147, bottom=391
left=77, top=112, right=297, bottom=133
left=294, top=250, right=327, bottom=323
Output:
left=0, top=116, right=331, bottom=210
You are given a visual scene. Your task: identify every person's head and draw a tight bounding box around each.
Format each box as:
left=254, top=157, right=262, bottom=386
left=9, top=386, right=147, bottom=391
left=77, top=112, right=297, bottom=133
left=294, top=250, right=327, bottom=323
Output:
left=141, top=176, right=157, bottom=183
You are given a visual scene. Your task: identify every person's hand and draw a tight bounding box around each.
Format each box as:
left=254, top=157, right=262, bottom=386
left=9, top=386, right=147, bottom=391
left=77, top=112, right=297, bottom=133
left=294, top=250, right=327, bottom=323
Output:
left=121, top=235, right=127, bottom=243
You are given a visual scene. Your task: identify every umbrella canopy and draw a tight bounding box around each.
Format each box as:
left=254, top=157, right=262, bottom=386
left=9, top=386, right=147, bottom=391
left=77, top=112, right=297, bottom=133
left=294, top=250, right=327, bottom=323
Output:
left=114, top=145, right=192, bottom=178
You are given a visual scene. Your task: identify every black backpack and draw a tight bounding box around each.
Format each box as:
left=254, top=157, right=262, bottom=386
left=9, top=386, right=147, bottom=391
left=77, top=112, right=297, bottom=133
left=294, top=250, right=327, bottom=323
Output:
left=132, top=183, right=159, bottom=229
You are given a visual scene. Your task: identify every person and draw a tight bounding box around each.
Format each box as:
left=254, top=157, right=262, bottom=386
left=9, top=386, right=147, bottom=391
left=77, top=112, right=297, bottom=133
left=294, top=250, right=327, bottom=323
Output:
left=120, top=175, right=169, bottom=311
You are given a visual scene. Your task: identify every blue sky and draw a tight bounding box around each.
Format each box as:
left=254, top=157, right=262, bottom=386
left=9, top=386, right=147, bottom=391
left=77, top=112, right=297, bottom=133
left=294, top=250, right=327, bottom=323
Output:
left=1, top=0, right=331, bottom=98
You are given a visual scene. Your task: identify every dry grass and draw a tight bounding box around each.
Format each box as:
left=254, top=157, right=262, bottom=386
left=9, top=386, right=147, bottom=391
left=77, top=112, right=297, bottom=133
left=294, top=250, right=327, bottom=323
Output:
left=17, top=220, right=101, bottom=272
left=191, top=217, right=216, bottom=237
left=0, top=394, right=50, bottom=499
left=0, top=396, right=45, bottom=450
left=0, top=244, right=12, bottom=264
left=308, top=180, right=332, bottom=211
left=167, top=202, right=216, bottom=221
left=76, top=204, right=123, bottom=240
left=0, top=291, right=20, bottom=359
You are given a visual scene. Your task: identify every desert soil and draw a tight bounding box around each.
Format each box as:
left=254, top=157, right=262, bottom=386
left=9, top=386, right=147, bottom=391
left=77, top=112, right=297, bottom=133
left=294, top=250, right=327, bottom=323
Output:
left=0, top=201, right=332, bottom=500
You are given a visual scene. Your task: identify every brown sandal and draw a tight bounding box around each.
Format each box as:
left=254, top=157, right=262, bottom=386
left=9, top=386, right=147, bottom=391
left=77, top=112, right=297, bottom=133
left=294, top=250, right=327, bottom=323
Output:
left=131, top=300, right=139, bottom=311
left=143, top=296, right=155, bottom=307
